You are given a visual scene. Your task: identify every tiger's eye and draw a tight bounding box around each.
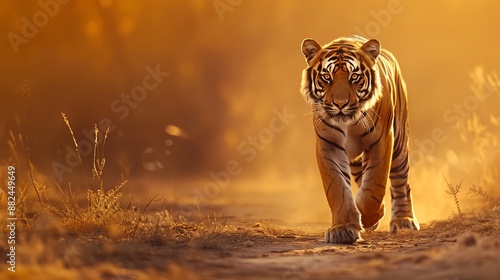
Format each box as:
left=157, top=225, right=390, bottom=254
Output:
left=351, top=73, right=358, bottom=80
left=322, top=74, right=331, bottom=80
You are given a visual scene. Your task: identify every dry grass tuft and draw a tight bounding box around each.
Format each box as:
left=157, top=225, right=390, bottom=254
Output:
left=262, top=219, right=299, bottom=238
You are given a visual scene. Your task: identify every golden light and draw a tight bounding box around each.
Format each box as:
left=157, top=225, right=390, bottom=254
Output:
left=85, top=19, right=102, bottom=37
left=98, top=0, right=112, bottom=8
left=165, top=125, right=188, bottom=138
left=119, top=17, right=134, bottom=35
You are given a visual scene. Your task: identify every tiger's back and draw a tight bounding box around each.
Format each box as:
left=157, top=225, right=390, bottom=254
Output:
left=300, top=36, right=419, bottom=244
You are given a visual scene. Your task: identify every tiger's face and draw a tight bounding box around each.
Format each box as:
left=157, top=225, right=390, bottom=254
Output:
left=300, top=38, right=382, bottom=126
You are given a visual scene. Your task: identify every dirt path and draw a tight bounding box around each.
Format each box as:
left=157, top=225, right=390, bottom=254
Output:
left=2, top=204, right=499, bottom=280
left=185, top=210, right=500, bottom=280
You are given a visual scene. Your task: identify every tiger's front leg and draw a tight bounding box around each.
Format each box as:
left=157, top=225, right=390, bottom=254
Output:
left=356, top=130, right=393, bottom=229
left=316, top=131, right=362, bottom=244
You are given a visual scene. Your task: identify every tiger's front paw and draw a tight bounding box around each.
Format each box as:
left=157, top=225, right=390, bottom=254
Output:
left=324, top=224, right=361, bottom=244
left=390, top=217, right=420, bottom=233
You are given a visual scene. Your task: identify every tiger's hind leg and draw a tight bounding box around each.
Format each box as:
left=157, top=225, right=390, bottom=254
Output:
left=389, top=134, right=420, bottom=233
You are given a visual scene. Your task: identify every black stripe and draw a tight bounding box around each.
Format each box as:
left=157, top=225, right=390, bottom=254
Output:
left=325, top=44, right=357, bottom=50
left=325, top=50, right=337, bottom=59
left=391, top=164, right=409, bottom=176
left=390, top=158, right=408, bottom=173
left=364, top=104, right=388, bottom=153
left=361, top=124, right=375, bottom=137
left=354, top=111, right=368, bottom=125
left=364, top=133, right=383, bottom=154
left=370, top=194, right=382, bottom=204
left=359, top=91, right=374, bottom=102
left=392, top=136, right=404, bottom=160
left=345, top=59, right=356, bottom=69
left=350, top=160, right=362, bottom=167
left=316, top=130, right=346, bottom=153
left=360, top=63, right=366, bottom=72
left=354, top=174, right=362, bottom=184
left=392, top=123, right=407, bottom=160
left=370, top=68, right=377, bottom=90
left=391, top=181, right=408, bottom=189
left=389, top=173, right=408, bottom=180
left=393, top=210, right=409, bottom=216
left=307, top=69, right=316, bottom=100
left=394, top=204, right=410, bottom=208
left=325, top=158, right=350, bottom=183
left=358, top=89, right=370, bottom=98
left=351, top=170, right=362, bottom=177
left=364, top=164, right=377, bottom=173
left=333, top=64, right=340, bottom=74
left=321, top=119, right=346, bottom=137
left=391, top=194, right=407, bottom=200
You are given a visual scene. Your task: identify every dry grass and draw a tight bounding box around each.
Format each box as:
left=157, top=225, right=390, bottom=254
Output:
left=261, top=219, right=305, bottom=238
left=452, top=67, right=500, bottom=203
left=0, top=115, right=273, bottom=279
left=416, top=67, right=500, bottom=219
left=32, top=117, right=245, bottom=244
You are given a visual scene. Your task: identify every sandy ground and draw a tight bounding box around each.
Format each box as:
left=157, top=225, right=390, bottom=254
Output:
left=2, top=203, right=499, bottom=280
left=174, top=208, right=500, bottom=280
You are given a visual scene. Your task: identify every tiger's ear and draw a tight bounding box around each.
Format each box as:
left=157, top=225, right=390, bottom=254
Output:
left=360, top=39, right=380, bottom=61
left=301, top=39, right=322, bottom=65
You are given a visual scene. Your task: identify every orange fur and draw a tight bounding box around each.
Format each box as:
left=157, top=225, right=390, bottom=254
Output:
left=300, top=36, right=419, bottom=244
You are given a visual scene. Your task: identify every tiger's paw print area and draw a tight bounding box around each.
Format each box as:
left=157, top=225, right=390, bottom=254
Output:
left=390, top=217, right=421, bottom=233
left=324, top=224, right=362, bottom=244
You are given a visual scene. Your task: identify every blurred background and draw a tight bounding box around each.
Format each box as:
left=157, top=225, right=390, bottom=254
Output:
left=1, top=0, right=499, bottom=228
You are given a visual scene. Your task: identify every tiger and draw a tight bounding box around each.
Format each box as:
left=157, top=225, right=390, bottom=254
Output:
left=300, top=35, right=420, bottom=244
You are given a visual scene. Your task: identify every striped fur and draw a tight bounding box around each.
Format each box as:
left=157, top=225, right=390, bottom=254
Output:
left=300, top=36, right=419, bottom=244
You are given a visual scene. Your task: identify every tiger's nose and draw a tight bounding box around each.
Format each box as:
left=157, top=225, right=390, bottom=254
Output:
left=333, top=100, right=349, bottom=109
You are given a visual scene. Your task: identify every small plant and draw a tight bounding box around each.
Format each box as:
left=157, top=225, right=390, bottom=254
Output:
left=443, top=175, right=463, bottom=219
left=87, top=182, right=126, bottom=223
left=42, top=114, right=130, bottom=236
left=193, top=212, right=239, bottom=249
left=468, top=185, right=499, bottom=207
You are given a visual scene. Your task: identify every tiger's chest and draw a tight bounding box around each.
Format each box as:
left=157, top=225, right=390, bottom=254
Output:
left=345, top=131, right=364, bottom=161
left=344, top=103, right=388, bottom=162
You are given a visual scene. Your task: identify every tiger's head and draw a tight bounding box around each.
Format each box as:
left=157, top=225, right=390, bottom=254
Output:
left=300, top=37, right=382, bottom=126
